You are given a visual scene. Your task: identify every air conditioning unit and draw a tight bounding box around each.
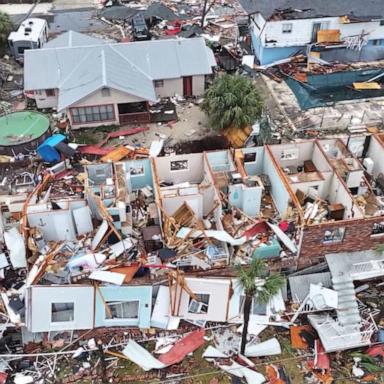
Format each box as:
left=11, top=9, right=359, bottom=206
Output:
left=363, top=158, right=374, bottom=175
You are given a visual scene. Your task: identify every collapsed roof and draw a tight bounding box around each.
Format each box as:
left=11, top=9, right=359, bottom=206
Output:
left=238, top=0, right=384, bottom=20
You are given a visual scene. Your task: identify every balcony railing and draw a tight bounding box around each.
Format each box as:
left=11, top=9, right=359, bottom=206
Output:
left=119, top=111, right=150, bottom=124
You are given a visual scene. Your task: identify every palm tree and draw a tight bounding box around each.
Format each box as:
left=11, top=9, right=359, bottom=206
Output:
left=201, top=74, right=263, bottom=131
left=236, top=258, right=285, bottom=355
left=0, top=12, right=13, bottom=49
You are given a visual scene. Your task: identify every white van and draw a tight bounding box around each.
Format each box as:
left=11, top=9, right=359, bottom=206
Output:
left=8, top=18, right=48, bottom=62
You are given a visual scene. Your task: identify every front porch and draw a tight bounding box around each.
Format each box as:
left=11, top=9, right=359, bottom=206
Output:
left=118, top=102, right=150, bottom=125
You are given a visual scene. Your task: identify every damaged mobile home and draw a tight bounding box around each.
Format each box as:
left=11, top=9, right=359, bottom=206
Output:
left=239, top=0, right=384, bottom=65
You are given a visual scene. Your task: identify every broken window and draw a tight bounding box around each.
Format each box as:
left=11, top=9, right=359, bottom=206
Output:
left=372, top=222, right=384, bottom=236
left=154, top=80, right=164, bottom=88
left=170, top=160, right=188, bottom=171
left=323, top=227, right=345, bottom=243
left=105, top=301, right=139, bottom=319
left=188, top=294, right=210, bottom=314
left=71, top=105, right=114, bottom=124
left=244, top=152, right=257, bottom=163
left=129, top=165, right=145, bottom=176
left=282, top=23, right=293, bottom=34
left=239, top=296, right=267, bottom=315
left=51, top=302, right=74, bottom=322
left=101, top=87, right=110, bottom=97
left=46, top=89, right=55, bottom=97
left=281, top=148, right=298, bottom=160
left=17, top=46, right=30, bottom=54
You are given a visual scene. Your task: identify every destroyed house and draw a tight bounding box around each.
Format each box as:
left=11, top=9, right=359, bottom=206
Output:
left=267, top=137, right=384, bottom=267
left=2, top=139, right=383, bottom=341
left=23, top=33, right=216, bottom=127
left=151, top=148, right=300, bottom=269
left=238, top=0, right=384, bottom=65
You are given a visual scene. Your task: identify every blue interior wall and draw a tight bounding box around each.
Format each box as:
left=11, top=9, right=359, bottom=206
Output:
left=251, top=31, right=263, bottom=63
left=123, top=159, right=153, bottom=190
left=242, top=147, right=264, bottom=176
left=206, top=150, right=233, bottom=172
left=262, top=150, right=290, bottom=215
left=229, top=184, right=262, bottom=217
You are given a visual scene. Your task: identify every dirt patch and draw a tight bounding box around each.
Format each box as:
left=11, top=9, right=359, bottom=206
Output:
left=171, top=135, right=229, bottom=154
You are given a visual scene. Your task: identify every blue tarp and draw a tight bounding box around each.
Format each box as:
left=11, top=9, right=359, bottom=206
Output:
left=37, top=134, right=66, bottom=162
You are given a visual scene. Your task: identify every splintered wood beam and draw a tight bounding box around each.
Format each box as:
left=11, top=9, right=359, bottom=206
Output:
left=95, top=284, right=113, bottom=319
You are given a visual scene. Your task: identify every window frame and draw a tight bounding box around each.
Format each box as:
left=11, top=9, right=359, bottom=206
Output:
left=45, top=89, right=56, bottom=97
left=51, top=302, right=75, bottom=323
left=188, top=293, right=210, bottom=314
left=101, top=87, right=111, bottom=97
left=323, top=227, right=345, bottom=244
left=282, top=23, right=293, bottom=34
left=170, top=160, right=189, bottom=172
left=70, top=104, right=115, bottom=125
left=239, top=295, right=268, bottom=315
left=371, top=221, right=384, bottom=237
left=281, top=148, right=299, bottom=160
left=154, top=80, right=164, bottom=88
left=105, top=300, right=140, bottom=320
left=129, top=164, right=145, bottom=177
left=243, top=152, right=257, bottom=164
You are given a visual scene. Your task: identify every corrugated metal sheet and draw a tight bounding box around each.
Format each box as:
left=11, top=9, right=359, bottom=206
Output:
left=289, top=272, right=332, bottom=302
left=24, top=36, right=215, bottom=110
left=45, top=30, right=106, bottom=48
left=238, top=0, right=384, bottom=19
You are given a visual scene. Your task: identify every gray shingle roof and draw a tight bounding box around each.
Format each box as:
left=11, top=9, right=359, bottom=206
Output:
left=24, top=36, right=215, bottom=111
left=238, top=0, right=384, bottom=19
left=45, top=31, right=106, bottom=48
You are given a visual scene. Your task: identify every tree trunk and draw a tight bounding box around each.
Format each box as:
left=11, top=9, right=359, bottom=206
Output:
left=240, top=294, right=252, bottom=355
left=200, top=0, right=208, bottom=27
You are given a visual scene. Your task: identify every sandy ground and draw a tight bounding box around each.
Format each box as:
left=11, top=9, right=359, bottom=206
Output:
left=115, top=103, right=216, bottom=148
left=71, top=103, right=218, bottom=150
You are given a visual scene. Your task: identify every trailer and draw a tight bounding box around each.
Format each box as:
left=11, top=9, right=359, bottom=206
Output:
left=8, top=18, right=48, bottom=62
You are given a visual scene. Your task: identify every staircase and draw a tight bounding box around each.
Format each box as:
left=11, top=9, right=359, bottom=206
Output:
left=331, top=274, right=361, bottom=330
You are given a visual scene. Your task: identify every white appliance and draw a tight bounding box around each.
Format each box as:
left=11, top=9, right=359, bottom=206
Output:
left=363, top=158, right=374, bottom=175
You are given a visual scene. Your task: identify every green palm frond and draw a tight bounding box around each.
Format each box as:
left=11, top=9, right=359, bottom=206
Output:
left=236, top=258, right=285, bottom=301
left=0, top=12, right=13, bottom=46
left=201, top=74, right=264, bottom=131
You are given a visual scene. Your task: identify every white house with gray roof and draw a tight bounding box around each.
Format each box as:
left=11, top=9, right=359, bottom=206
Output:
left=238, top=0, right=384, bottom=65
left=24, top=32, right=216, bottom=127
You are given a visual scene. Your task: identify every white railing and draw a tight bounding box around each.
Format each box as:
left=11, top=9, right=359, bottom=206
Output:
left=350, top=259, right=384, bottom=279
